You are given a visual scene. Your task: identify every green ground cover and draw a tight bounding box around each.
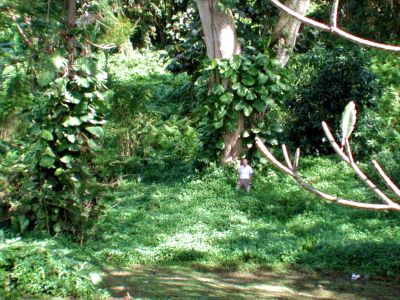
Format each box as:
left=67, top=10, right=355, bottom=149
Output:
left=2, top=157, right=400, bottom=298
left=1, top=49, right=400, bottom=299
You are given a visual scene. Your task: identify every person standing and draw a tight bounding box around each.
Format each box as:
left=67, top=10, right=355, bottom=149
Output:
left=236, top=158, right=253, bottom=192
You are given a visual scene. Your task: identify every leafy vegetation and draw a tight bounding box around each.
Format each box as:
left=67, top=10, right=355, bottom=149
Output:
left=1, top=0, right=400, bottom=298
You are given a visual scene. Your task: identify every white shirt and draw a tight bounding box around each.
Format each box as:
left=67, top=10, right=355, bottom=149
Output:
left=239, top=165, right=253, bottom=180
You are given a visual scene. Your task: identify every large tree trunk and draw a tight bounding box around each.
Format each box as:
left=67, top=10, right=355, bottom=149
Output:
left=272, top=0, right=310, bottom=67
left=196, top=0, right=241, bottom=59
left=196, top=0, right=243, bottom=163
left=196, top=0, right=244, bottom=163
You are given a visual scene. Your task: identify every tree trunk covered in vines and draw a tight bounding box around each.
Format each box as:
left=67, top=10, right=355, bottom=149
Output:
left=196, top=0, right=244, bottom=163
left=272, top=0, right=310, bottom=67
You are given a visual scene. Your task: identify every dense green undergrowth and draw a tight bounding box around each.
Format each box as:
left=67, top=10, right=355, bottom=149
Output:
left=2, top=48, right=400, bottom=298
left=2, top=156, right=400, bottom=298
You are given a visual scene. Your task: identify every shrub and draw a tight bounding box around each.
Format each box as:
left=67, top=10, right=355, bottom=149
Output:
left=0, top=238, right=107, bottom=299
left=287, top=45, right=381, bottom=156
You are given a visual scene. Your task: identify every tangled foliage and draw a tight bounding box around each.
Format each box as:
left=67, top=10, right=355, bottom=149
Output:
left=0, top=238, right=107, bottom=299
left=10, top=56, right=108, bottom=237
left=196, top=47, right=290, bottom=160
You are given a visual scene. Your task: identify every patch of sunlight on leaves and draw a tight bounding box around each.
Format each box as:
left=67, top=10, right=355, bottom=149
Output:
left=159, top=232, right=212, bottom=252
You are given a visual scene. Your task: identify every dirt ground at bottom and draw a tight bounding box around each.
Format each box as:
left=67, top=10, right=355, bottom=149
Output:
left=101, top=265, right=400, bottom=300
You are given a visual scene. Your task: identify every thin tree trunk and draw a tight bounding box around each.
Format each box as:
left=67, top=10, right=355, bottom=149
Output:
left=119, top=38, right=135, bottom=58
left=67, top=0, right=76, bottom=79
left=272, top=0, right=310, bottom=67
left=196, top=0, right=243, bottom=163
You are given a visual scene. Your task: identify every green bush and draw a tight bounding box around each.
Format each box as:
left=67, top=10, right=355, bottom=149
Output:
left=0, top=238, right=107, bottom=299
left=95, top=51, right=201, bottom=182
left=287, top=45, right=381, bottom=156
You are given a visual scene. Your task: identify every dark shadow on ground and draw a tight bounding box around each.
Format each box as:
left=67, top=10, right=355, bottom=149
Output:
left=101, top=265, right=400, bottom=300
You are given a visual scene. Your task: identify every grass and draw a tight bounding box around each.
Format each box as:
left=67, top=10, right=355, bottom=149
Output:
left=2, top=154, right=400, bottom=298
left=85, top=158, right=400, bottom=277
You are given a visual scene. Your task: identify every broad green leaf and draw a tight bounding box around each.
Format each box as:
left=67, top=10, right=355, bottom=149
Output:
left=88, top=139, right=101, bottom=151
left=80, top=113, right=95, bottom=122
left=213, top=119, right=224, bottom=129
left=212, top=84, right=225, bottom=96
left=232, top=82, right=241, bottom=90
left=217, top=107, right=227, bottom=119
left=39, top=156, right=55, bottom=168
left=231, top=73, right=238, bottom=82
left=237, top=86, right=247, bottom=97
left=220, top=92, right=233, bottom=104
left=216, top=140, right=225, bottom=150
left=221, top=68, right=233, bottom=78
left=246, top=67, right=258, bottom=76
left=53, top=222, right=62, bottom=233
left=55, top=168, right=64, bottom=176
left=258, top=73, right=269, bottom=84
left=254, top=100, right=265, bottom=112
left=230, top=55, right=242, bottom=70
left=341, top=101, right=357, bottom=146
left=95, top=71, right=108, bottom=83
left=41, top=130, right=53, bottom=141
left=255, top=53, right=269, bottom=66
left=245, top=90, right=256, bottom=100
left=66, top=134, right=76, bottom=143
left=234, top=102, right=246, bottom=111
left=241, top=74, right=255, bottom=86
left=60, top=155, right=73, bottom=164
left=45, top=146, right=56, bottom=158
left=75, top=76, right=90, bottom=88
left=17, top=215, right=29, bottom=233
left=63, top=116, right=82, bottom=127
left=64, top=91, right=81, bottom=104
left=267, top=138, right=279, bottom=146
left=37, top=71, right=53, bottom=87
left=243, top=106, right=253, bottom=117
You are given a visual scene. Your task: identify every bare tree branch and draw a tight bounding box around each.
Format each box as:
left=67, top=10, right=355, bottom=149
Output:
left=372, top=160, right=400, bottom=199
left=255, top=137, right=400, bottom=211
left=293, top=148, right=300, bottom=171
left=321, top=122, right=400, bottom=207
left=270, top=0, right=400, bottom=52
left=282, top=144, right=293, bottom=169
left=8, top=10, right=33, bottom=48
left=330, top=0, right=340, bottom=27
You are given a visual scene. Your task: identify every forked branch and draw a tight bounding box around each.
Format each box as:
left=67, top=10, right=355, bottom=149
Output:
left=270, top=0, right=400, bottom=52
left=256, top=101, right=400, bottom=211
left=255, top=137, right=400, bottom=211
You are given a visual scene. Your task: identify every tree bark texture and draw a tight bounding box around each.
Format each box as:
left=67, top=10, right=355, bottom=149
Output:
left=196, top=0, right=243, bottom=163
left=196, top=0, right=241, bottom=59
left=272, top=0, right=310, bottom=67
left=67, top=0, right=77, bottom=78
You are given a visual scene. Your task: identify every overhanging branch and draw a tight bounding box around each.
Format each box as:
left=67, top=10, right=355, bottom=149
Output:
left=270, top=0, right=400, bottom=52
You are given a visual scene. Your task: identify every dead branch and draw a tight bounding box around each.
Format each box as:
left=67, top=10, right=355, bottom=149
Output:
left=8, top=10, right=33, bottom=48
left=321, top=122, right=400, bottom=207
left=255, top=137, right=400, bottom=211
left=270, top=0, right=400, bottom=52
left=372, top=160, right=400, bottom=199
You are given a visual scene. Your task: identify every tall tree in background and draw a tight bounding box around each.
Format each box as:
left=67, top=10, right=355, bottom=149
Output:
left=272, top=0, right=311, bottom=67
left=196, top=0, right=310, bottom=163
left=196, top=0, right=243, bottom=163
